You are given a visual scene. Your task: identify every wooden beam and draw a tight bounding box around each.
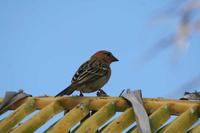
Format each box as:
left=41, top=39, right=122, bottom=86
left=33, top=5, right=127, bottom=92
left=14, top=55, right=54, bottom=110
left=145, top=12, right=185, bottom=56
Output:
left=162, top=106, right=199, bottom=133
left=76, top=102, right=116, bottom=133
left=11, top=100, right=64, bottom=133
left=188, top=123, right=200, bottom=133
left=47, top=103, right=89, bottom=133
left=102, top=108, right=135, bottom=133
left=0, top=97, right=36, bottom=133
left=132, top=104, right=171, bottom=133
left=2, top=96, right=200, bottom=115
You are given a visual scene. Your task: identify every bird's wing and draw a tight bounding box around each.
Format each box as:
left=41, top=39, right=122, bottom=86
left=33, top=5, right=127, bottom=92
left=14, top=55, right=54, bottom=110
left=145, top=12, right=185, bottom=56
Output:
left=71, top=60, right=109, bottom=84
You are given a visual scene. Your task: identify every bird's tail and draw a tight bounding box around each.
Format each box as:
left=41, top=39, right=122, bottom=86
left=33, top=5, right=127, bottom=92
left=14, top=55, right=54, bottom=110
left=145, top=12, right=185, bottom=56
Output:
left=55, top=84, right=76, bottom=97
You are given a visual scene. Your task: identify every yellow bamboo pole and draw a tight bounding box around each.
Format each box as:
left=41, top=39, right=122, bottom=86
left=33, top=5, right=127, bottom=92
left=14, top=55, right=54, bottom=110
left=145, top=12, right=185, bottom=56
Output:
left=47, top=103, right=89, bottom=133
left=162, top=106, right=199, bottom=133
left=76, top=102, right=116, bottom=133
left=11, top=100, right=64, bottom=133
left=0, top=96, right=199, bottom=132
left=3, top=97, right=200, bottom=115
left=0, top=98, right=3, bottom=104
left=126, top=125, right=137, bottom=133
left=99, top=120, right=114, bottom=132
left=188, top=124, right=200, bottom=133
left=149, top=104, right=171, bottom=132
left=35, top=97, right=200, bottom=115
left=131, top=104, right=171, bottom=133
left=0, top=97, right=36, bottom=133
left=156, top=121, right=173, bottom=133
left=102, top=108, right=135, bottom=133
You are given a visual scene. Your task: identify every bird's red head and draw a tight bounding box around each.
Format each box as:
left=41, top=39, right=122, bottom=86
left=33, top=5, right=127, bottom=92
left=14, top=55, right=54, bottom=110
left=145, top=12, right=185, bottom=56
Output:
left=91, top=50, right=119, bottom=64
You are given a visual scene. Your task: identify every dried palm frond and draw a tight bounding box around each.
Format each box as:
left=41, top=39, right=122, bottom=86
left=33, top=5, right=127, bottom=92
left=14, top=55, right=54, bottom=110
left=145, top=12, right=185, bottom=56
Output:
left=142, top=0, right=200, bottom=63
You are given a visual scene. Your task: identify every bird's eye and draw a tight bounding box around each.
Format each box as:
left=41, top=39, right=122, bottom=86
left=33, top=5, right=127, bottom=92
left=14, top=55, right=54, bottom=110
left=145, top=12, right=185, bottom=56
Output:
left=107, top=53, right=112, bottom=56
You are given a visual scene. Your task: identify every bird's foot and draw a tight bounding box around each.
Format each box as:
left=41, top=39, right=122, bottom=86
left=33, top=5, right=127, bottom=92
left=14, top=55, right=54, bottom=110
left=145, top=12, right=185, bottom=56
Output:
left=63, top=107, right=69, bottom=115
left=64, top=109, right=69, bottom=115
left=97, top=89, right=109, bottom=97
left=79, top=92, right=84, bottom=97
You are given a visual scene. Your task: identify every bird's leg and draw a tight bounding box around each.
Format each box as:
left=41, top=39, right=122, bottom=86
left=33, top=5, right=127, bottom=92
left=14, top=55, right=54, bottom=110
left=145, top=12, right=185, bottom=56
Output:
left=79, top=91, right=84, bottom=97
left=64, top=109, right=69, bottom=115
left=97, top=89, right=109, bottom=97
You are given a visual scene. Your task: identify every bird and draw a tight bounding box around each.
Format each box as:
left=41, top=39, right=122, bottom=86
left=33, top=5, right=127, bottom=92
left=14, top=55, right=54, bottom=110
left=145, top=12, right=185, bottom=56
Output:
left=56, top=50, right=118, bottom=97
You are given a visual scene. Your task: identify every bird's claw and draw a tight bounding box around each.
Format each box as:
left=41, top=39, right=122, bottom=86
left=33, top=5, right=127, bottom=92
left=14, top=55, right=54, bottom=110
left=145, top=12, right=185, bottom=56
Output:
left=79, top=92, right=84, bottom=97
left=97, top=89, right=109, bottom=97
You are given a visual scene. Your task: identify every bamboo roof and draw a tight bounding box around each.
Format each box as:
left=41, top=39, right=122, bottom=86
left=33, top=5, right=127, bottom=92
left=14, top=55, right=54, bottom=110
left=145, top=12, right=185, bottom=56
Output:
left=0, top=96, right=200, bottom=133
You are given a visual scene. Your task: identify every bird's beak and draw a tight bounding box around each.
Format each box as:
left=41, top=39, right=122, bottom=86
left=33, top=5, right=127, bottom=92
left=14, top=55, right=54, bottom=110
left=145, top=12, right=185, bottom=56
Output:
left=112, top=55, right=119, bottom=62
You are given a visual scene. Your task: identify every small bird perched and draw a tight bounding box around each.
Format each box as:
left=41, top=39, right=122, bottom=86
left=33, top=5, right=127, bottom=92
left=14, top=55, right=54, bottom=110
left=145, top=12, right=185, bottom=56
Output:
left=56, top=50, right=118, bottom=96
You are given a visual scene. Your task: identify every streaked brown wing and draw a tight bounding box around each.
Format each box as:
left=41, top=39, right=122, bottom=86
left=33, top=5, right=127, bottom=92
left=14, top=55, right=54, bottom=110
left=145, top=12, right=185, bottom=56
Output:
left=71, top=60, right=108, bottom=85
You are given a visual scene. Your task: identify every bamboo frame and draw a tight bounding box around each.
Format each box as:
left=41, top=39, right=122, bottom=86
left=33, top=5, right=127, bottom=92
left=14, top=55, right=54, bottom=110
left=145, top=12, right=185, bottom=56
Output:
left=0, top=97, right=36, bottom=133
left=4, top=96, right=200, bottom=115
left=132, top=104, right=171, bottom=133
left=1, top=96, right=200, bottom=132
left=47, top=103, right=89, bottom=133
left=189, top=124, right=200, bottom=133
left=102, top=108, right=135, bottom=133
left=11, top=100, right=64, bottom=133
left=76, top=102, right=116, bottom=133
left=162, top=106, right=199, bottom=133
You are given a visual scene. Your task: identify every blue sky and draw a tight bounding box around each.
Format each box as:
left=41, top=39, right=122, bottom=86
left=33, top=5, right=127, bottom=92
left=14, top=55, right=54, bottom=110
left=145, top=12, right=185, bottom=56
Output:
left=0, top=0, right=200, bottom=132
left=0, top=0, right=200, bottom=99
